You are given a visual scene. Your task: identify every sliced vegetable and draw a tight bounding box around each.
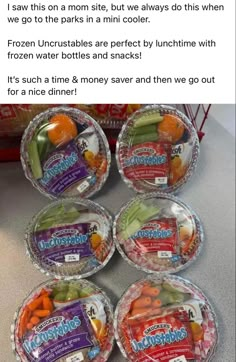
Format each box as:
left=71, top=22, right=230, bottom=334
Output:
left=120, top=219, right=141, bottom=240
left=133, top=113, right=163, bottom=128
left=30, top=316, right=40, bottom=326
left=141, top=286, right=161, bottom=297
left=128, top=124, right=157, bottom=136
left=132, top=296, right=152, bottom=309
left=42, top=297, right=54, bottom=312
left=131, top=132, right=158, bottom=146
left=33, top=309, right=51, bottom=318
left=27, top=140, right=43, bottom=179
left=27, top=296, right=44, bottom=311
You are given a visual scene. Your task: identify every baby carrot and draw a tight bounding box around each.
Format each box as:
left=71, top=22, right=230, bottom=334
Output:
left=18, top=308, right=31, bottom=338
left=39, top=288, right=50, bottom=296
left=42, top=296, right=54, bottom=312
left=33, top=309, right=51, bottom=317
left=131, top=307, right=151, bottom=317
left=26, top=323, right=34, bottom=330
left=141, top=286, right=161, bottom=297
left=30, top=316, right=40, bottom=326
left=152, top=299, right=162, bottom=308
left=132, top=296, right=152, bottom=309
left=27, top=296, right=44, bottom=311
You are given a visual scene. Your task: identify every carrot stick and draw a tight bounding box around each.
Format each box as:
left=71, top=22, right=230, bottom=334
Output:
left=130, top=307, right=151, bottom=317
left=42, top=297, right=54, bottom=312
left=26, top=323, right=34, bottom=330
left=141, top=286, right=161, bottom=297
left=39, top=288, right=50, bottom=296
left=18, top=308, right=31, bottom=338
left=27, top=296, right=44, bottom=311
left=30, top=316, right=40, bottom=326
left=132, top=296, right=152, bottom=309
left=152, top=299, right=162, bottom=308
left=33, top=309, right=51, bottom=317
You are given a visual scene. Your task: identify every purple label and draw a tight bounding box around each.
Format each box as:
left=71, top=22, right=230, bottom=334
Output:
left=39, top=141, right=89, bottom=195
left=34, top=224, right=93, bottom=265
left=22, top=301, right=98, bottom=362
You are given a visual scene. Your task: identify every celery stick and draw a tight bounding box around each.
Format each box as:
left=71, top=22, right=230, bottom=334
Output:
left=28, top=140, right=43, bottom=179
left=120, top=219, right=141, bottom=239
left=128, top=124, right=157, bottom=136
left=137, top=207, right=160, bottom=223
left=131, top=132, right=158, bottom=145
left=37, top=211, right=80, bottom=230
left=133, top=114, right=163, bottom=128
left=42, top=204, right=65, bottom=220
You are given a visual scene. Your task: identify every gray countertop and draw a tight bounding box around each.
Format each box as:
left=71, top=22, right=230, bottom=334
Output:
left=0, top=119, right=235, bottom=361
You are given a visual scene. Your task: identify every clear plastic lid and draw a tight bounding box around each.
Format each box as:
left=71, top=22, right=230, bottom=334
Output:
left=25, top=199, right=115, bottom=279
left=11, top=279, right=114, bottom=362
left=114, top=274, right=218, bottom=362
left=116, top=105, right=200, bottom=194
left=113, top=192, right=204, bottom=274
left=21, top=107, right=111, bottom=199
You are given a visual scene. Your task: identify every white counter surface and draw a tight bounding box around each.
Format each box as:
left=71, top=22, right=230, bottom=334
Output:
left=0, top=119, right=235, bottom=361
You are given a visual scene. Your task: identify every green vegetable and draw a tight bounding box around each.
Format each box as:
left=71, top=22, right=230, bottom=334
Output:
left=53, top=292, right=67, bottom=302
left=157, top=290, right=174, bottom=306
left=171, top=292, right=191, bottom=304
left=51, top=282, right=69, bottom=297
left=66, top=288, right=79, bottom=301
left=120, top=219, right=141, bottom=240
left=162, top=282, right=181, bottom=293
left=79, top=286, right=94, bottom=298
left=137, top=206, right=160, bottom=223
left=131, top=132, right=158, bottom=145
left=36, top=210, right=81, bottom=230
left=36, top=125, right=54, bottom=161
left=133, top=113, right=163, bottom=128
left=128, top=124, right=157, bottom=136
left=27, top=140, right=43, bottom=179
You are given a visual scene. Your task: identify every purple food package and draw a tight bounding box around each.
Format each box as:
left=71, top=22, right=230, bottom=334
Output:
left=39, top=141, right=89, bottom=195
left=21, top=301, right=99, bottom=362
left=33, top=223, right=93, bottom=266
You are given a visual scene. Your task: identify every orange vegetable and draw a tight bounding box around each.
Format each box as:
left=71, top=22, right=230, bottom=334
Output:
left=48, top=114, right=78, bottom=146
left=18, top=308, right=31, bottom=338
left=27, top=296, right=44, bottom=311
left=152, top=299, right=162, bottom=308
left=141, top=286, right=161, bottom=297
left=132, top=296, right=152, bottom=309
left=90, top=233, right=102, bottom=249
left=158, top=114, right=185, bottom=143
left=30, top=316, right=40, bottom=326
left=42, top=297, right=54, bottom=312
left=130, top=307, right=151, bottom=317
left=26, top=323, right=34, bottom=330
left=39, top=288, right=50, bottom=296
left=33, top=309, right=51, bottom=318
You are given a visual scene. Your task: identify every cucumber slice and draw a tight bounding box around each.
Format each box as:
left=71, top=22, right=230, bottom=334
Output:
left=27, top=140, right=43, bottom=179
left=131, top=132, right=158, bottom=145
left=133, top=114, right=163, bottom=128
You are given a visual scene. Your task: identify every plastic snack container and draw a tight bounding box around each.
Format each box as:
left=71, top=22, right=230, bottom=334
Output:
left=114, top=274, right=218, bottom=362
left=113, top=192, right=204, bottom=274
left=116, top=104, right=200, bottom=194
left=21, top=107, right=111, bottom=199
left=25, top=198, right=115, bottom=279
left=11, top=279, right=114, bottom=362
